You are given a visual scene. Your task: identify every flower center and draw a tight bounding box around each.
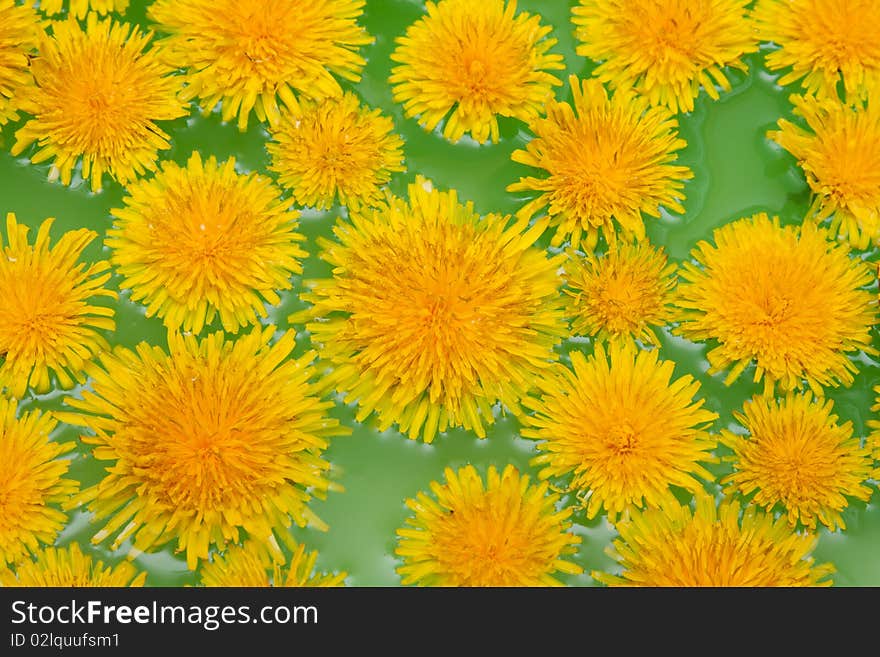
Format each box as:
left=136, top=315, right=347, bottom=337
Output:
left=0, top=279, right=68, bottom=357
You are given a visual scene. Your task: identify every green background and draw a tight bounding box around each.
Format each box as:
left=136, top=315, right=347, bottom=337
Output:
left=2, top=0, right=879, bottom=586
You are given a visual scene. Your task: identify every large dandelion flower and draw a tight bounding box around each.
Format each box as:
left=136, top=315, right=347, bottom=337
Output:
left=564, top=239, right=678, bottom=346
left=0, top=213, right=116, bottom=398
left=508, top=76, right=692, bottom=249
left=297, top=177, right=567, bottom=443
left=396, top=465, right=582, bottom=587
left=521, top=341, right=717, bottom=521
left=107, top=152, right=307, bottom=334
left=0, top=397, right=77, bottom=566
left=36, top=0, right=129, bottom=20
left=59, top=327, right=347, bottom=570
left=200, top=541, right=345, bottom=587
left=11, top=15, right=185, bottom=193
left=675, top=213, right=876, bottom=395
left=0, top=0, right=40, bottom=127
left=572, top=0, right=757, bottom=113
left=267, top=92, right=405, bottom=211
left=389, top=0, right=564, bottom=144
left=720, top=393, right=873, bottom=531
left=0, top=543, right=146, bottom=586
left=593, top=493, right=835, bottom=586
left=148, top=0, right=372, bottom=131
left=753, top=0, right=880, bottom=102
left=769, top=94, right=880, bottom=249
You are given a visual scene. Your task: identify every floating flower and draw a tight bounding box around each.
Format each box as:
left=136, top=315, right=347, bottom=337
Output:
left=593, top=493, right=835, bottom=586
left=572, top=0, right=757, bottom=113
left=0, top=0, right=40, bottom=127
left=769, top=94, right=880, bottom=249
left=200, top=541, right=345, bottom=587
left=35, top=0, right=129, bottom=20
left=863, top=386, right=880, bottom=480
left=0, top=543, right=146, bottom=586
left=753, top=0, right=880, bottom=102
left=11, top=15, right=185, bottom=193
left=508, top=76, right=692, bottom=249
left=107, top=152, right=307, bottom=334
left=59, top=327, right=348, bottom=570
left=297, top=177, right=567, bottom=443
left=675, top=213, right=876, bottom=395
left=389, top=0, right=564, bottom=144
left=0, top=213, right=116, bottom=398
left=521, top=341, right=717, bottom=520
left=0, top=397, right=77, bottom=566
left=564, top=238, right=678, bottom=345
left=267, top=92, right=405, bottom=211
left=148, top=0, right=372, bottom=130
left=720, top=393, right=873, bottom=531
left=396, top=464, right=582, bottom=586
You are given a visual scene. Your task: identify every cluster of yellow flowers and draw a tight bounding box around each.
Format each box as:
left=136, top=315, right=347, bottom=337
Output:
left=0, top=0, right=879, bottom=588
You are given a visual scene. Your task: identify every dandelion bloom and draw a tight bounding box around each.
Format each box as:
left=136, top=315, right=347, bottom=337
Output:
left=0, top=0, right=40, bottom=127
left=572, top=0, right=757, bottom=113
left=35, top=0, right=128, bottom=19
left=564, top=239, right=678, bottom=346
left=396, top=465, right=581, bottom=586
left=0, top=398, right=77, bottom=566
left=107, top=152, right=307, bottom=334
left=149, top=0, right=372, bottom=130
left=267, top=92, right=405, bottom=211
left=0, top=213, right=116, bottom=398
left=675, top=213, right=876, bottom=395
left=297, top=177, right=567, bottom=443
left=753, top=0, right=880, bottom=102
left=769, top=94, right=880, bottom=249
left=59, top=327, right=348, bottom=570
left=508, top=76, right=692, bottom=249
left=593, top=493, right=835, bottom=586
left=521, top=341, right=717, bottom=521
left=389, top=0, right=564, bottom=144
left=201, top=541, right=345, bottom=587
left=12, top=15, right=185, bottom=193
left=720, top=393, right=873, bottom=532
left=0, top=543, right=146, bottom=586
left=862, top=385, right=880, bottom=481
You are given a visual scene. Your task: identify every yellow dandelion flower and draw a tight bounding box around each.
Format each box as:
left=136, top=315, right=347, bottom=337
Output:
left=572, top=0, right=757, bottom=114
left=396, top=464, right=582, bottom=587
left=11, top=15, right=186, bottom=193
left=148, top=0, right=372, bottom=131
left=389, top=0, right=564, bottom=144
left=521, top=341, right=718, bottom=521
left=0, top=543, right=146, bottom=586
left=720, top=393, right=873, bottom=532
left=297, top=177, right=567, bottom=443
left=507, top=76, right=692, bottom=249
left=0, top=0, right=40, bottom=127
left=106, top=152, right=307, bottom=335
left=593, top=493, right=835, bottom=586
left=0, top=213, right=116, bottom=398
left=753, top=0, right=880, bottom=102
left=201, top=541, right=345, bottom=587
left=266, top=92, right=405, bottom=211
left=564, top=239, right=678, bottom=346
left=769, top=94, right=880, bottom=249
left=861, top=385, right=880, bottom=479
left=0, top=398, right=77, bottom=566
left=58, top=327, right=348, bottom=570
left=675, top=213, right=876, bottom=395
left=36, top=0, right=128, bottom=20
